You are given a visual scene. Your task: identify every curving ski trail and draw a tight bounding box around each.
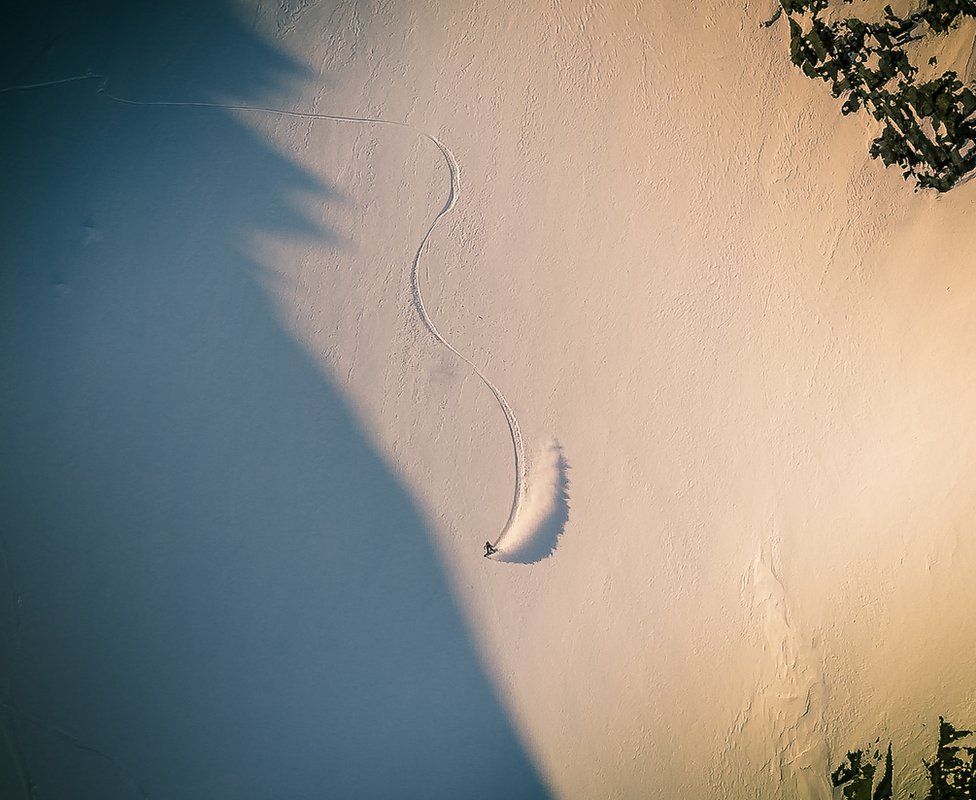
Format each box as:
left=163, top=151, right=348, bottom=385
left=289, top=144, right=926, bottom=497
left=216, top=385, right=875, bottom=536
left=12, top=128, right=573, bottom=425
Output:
left=406, top=137, right=526, bottom=547
left=1, top=73, right=526, bottom=548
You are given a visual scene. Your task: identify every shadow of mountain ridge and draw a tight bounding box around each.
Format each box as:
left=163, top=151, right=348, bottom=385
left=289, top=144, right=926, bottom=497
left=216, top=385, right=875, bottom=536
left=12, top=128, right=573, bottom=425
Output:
left=0, top=2, right=550, bottom=798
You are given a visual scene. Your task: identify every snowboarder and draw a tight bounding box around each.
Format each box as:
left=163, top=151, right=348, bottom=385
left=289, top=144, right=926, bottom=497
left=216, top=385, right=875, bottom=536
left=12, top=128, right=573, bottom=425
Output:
left=484, top=541, right=498, bottom=558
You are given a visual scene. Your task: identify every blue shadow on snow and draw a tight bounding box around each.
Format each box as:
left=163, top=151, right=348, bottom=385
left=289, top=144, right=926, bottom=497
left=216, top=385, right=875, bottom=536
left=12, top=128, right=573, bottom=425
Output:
left=0, top=2, right=551, bottom=798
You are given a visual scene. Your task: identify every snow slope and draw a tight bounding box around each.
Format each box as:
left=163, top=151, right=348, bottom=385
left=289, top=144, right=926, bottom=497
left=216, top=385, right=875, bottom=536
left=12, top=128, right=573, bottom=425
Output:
left=261, top=2, right=976, bottom=797
left=4, top=0, right=976, bottom=798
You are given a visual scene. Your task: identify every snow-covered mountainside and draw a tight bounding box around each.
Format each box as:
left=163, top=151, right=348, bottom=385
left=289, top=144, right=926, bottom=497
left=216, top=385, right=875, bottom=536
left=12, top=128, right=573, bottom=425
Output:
left=3, top=1, right=976, bottom=797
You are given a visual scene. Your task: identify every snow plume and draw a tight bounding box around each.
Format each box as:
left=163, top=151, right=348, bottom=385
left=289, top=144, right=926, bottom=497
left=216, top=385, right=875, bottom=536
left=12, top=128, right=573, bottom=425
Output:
left=494, top=440, right=569, bottom=564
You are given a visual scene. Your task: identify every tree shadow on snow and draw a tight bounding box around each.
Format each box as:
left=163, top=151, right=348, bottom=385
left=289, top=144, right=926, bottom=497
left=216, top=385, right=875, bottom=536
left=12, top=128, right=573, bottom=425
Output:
left=0, top=2, right=550, bottom=798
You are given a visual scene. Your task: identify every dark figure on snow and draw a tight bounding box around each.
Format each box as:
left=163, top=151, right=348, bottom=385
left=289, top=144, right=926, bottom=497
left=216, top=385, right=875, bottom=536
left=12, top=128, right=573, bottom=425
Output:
left=484, top=541, right=498, bottom=558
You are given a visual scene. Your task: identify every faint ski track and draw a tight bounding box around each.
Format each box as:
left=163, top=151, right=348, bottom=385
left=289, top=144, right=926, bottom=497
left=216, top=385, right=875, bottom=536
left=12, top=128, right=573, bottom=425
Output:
left=7, top=701, right=150, bottom=799
left=1, top=525, right=148, bottom=798
left=1, top=73, right=526, bottom=551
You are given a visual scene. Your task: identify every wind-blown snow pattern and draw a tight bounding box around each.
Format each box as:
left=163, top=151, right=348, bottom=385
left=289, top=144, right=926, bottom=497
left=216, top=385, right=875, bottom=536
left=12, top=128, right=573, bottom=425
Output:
left=493, top=440, right=569, bottom=564
left=0, top=73, right=533, bottom=553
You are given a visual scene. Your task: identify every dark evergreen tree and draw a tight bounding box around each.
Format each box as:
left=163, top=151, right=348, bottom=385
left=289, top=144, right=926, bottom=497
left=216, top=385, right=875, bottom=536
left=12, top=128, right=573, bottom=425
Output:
left=925, top=718, right=976, bottom=799
left=831, top=719, right=975, bottom=799
left=832, top=742, right=893, bottom=800
left=768, top=1, right=976, bottom=190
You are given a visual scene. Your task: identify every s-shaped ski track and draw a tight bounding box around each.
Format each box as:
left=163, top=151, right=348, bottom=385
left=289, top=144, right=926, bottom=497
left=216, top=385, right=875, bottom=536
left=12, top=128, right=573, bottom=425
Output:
left=0, top=73, right=525, bottom=550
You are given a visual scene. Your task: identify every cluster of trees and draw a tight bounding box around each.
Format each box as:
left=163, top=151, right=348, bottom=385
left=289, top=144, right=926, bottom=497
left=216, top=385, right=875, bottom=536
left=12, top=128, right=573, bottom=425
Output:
left=769, top=0, right=976, bottom=191
left=832, top=718, right=976, bottom=799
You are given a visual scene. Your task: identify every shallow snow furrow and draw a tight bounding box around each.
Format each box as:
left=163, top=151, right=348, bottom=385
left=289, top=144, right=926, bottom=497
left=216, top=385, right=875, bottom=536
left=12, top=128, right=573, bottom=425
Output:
left=1, top=73, right=525, bottom=548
